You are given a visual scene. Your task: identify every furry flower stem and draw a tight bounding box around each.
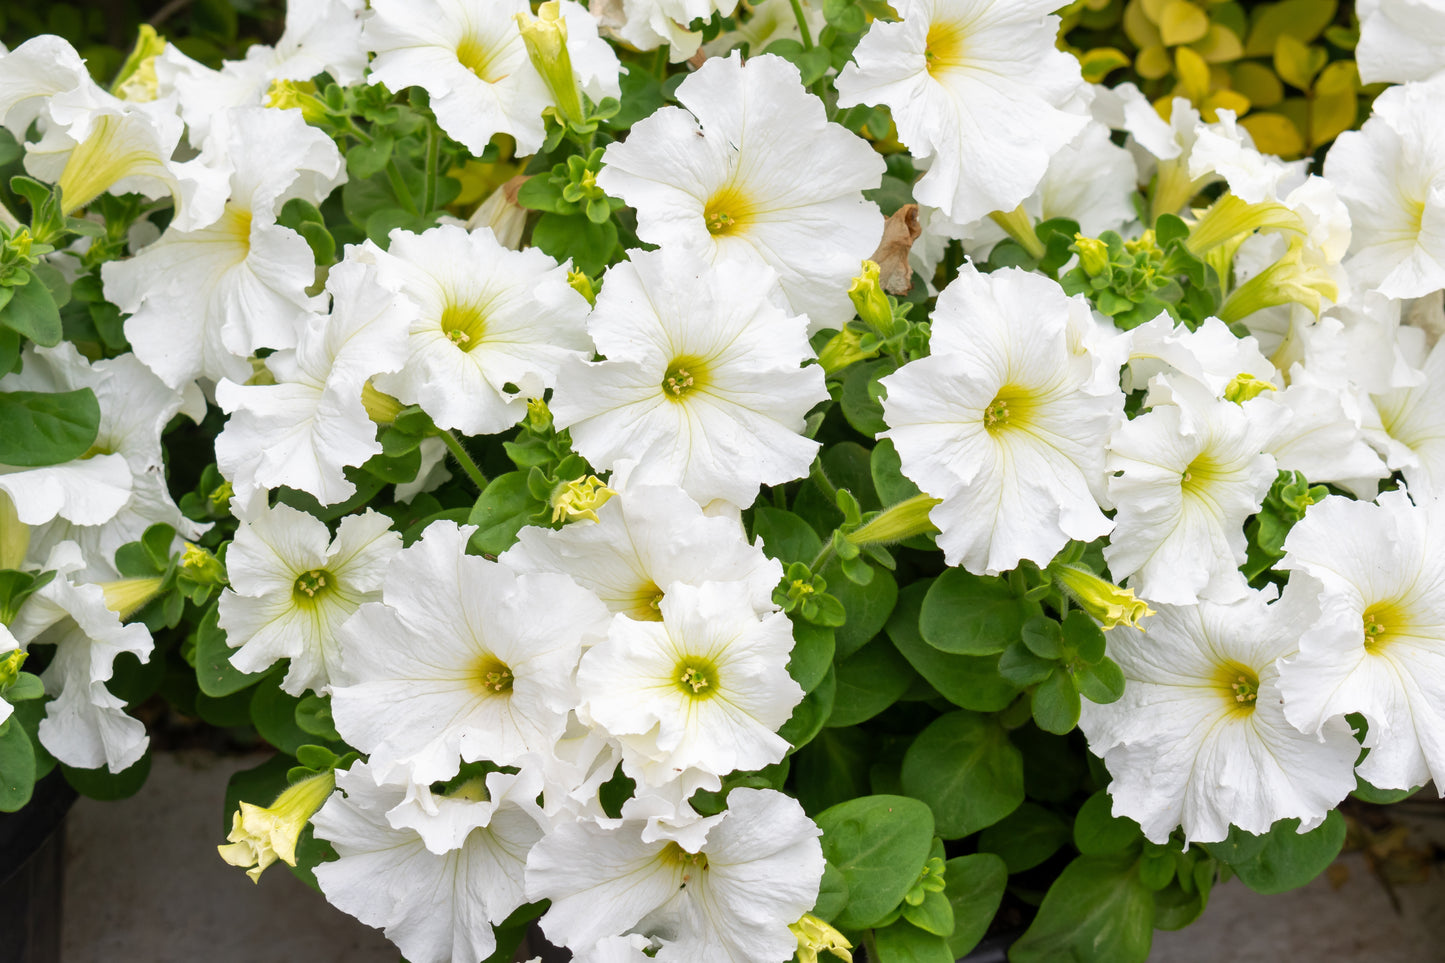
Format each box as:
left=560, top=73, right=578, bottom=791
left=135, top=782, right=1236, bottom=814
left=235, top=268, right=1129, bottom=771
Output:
left=439, top=430, right=488, bottom=490
left=847, top=494, right=941, bottom=547
left=218, top=771, right=335, bottom=883
left=1049, top=563, right=1153, bottom=630
left=988, top=205, right=1046, bottom=260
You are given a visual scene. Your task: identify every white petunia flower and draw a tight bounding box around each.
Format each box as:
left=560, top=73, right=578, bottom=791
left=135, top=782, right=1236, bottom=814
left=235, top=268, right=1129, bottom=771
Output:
left=370, top=225, right=592, bottom=435
left=8, top=543, right=152, bottom=773
left=1368, top=334, right=1445, bottom=498
left=103, top=106, right=345, bottom=391
left=157, top=0, right=369, bottom=144
left=527, top=787, right=823, bottom=963
left=577, top=580, right=802, bottom=793
left=1121, top=314, right=1277, bottom=398
left=1325, top=74, right=1445, bottom=300
left=501, top=477, right=781, bottom=621
left=1105, top=394, right=1276, bottom=605
left=214, top=242, right=412, bottom=515
left=1277, top=491, right=1445, bottom=791
left=592, top=0, right=741, bottom=60
left=1078, top=585, right=1359, bottom=844
left=0, top=35, right=90, bottom=133
left=551, top=248, right=827, bottom=509
left=881, top=265, right=1124, bottom=575
left=836, top=0, right=1087, bottom=224
left=1356, top=0, right=1445, bottom=85
left=597, top=52, right=884, bottom=332
left=329, top=521, right=611, bottom=785
left=218, top=504, right=399, bottom=696
left=1251, top=383, right=1390, bottom=501
left=312, top=761, right=545, bottom=963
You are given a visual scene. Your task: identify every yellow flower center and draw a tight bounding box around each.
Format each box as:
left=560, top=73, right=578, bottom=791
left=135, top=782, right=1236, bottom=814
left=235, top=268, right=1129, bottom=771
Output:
left=674, top=657, right=719, bottom=699
left=440, top=299, right=488, bottom=352
left=702, top=184, right=754, bottom=237
left=1180, top=453, right=1224, bottom=496
left=983, top=386, right=1034, bottom=434
left=661, top=356, right=707, bottom=400
left=1362, top=600, right=1408, bottom=654
left=292, top=569, right=333, bottom=604
left=924, top=20, right=967, bottom=78
left=472, top=653, right=515, bottom=695
left=661, top=841, right=710, bottom=883
left=1215, top=661, right=1260, bottom=715
left=620, top=580, right=666, bottom=622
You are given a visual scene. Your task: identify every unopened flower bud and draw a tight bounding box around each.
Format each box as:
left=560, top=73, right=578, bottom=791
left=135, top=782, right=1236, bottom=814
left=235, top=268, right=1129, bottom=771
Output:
left=1185, top=193, right=1305, bottom=257
left=111, top=24, right=166, bottom=102
left=526, top=398, right=553, bottom=433
left=0, top=649, right=25, bottom=690
left=0, top=491, right=27, bottom=571
left=517, top=1, right=583, bottom=125
left=1051, top=564, right=1153, bottom=630
left=847, top=260, right=892, bottom=332
left=180, top=543, right=227, bottom=585
left=567, top=268, right=597, bottom=306
left=1219, top=239, right=1338, bottom=323
left=361, top=382, right=404, bottom=425
left=466, top=175, right=530, bottom=249
left=1223, top=372, right=1277, bottom=404
left=846, top=493, right=941, bottom=546
left=218, top=771, right=336, bottom=883
left=1074, top=235, right=1110, bottom=276
left=264, top=80, right=330, bottom=126
left=817, top=326, right=874, bottom=375
left=98, top=576, right=166, bottom=621
left=790, top=912, right=852, bottom=963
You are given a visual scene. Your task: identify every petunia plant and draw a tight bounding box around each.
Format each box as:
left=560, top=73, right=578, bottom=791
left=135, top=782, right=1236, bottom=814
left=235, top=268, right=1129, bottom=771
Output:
left=0, top=1, right=1441, bottom=962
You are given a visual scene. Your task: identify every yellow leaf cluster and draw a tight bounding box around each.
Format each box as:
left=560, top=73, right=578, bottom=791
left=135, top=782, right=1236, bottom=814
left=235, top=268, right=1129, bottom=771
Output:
left=1061, top=0, right=1371, bottom=158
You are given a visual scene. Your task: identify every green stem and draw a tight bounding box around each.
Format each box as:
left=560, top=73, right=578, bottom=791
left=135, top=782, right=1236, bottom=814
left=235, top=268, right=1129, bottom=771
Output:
left=789, top=0, right=815, bottom=50
left=385, top=159, right=418, bottom=216
left=422, top=123, right=441, bottom=215
left=439, top=431, right=488, bottom=490
left=654, top=45, right=670, bottom=79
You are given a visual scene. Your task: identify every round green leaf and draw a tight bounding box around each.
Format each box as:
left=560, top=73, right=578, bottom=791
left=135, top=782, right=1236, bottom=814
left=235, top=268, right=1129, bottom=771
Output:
left=1009, top=854, right=1155, bottom=963
left=900, top=711, right=1023, bottom=839
left=0, top=717, right=37, bottom=811
left=944, top=853, right=1008, bottom=958
left=0, top=387, right=101, bottom=467
left=919, top=568, right=1030, bottom=655
left=887, top=582, right=1019, bottom=712
left=815, top=794, right=935, bottom=930
left=1203, top=810, right=1347, bottom=895
left=1031, top=667, right=1082, bottom=735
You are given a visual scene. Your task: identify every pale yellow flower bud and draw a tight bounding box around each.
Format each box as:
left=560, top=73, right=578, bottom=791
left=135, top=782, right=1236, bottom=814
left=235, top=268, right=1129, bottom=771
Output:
left=550, top=475, right=615, bottom=524
left=847, top=493, right=942, bottom=546
left=516, top=1, right=583, bottom=124
left=98, top=576, right=166, bottom=621
left=218, top=771, right=336, bottom=883
left=1052, top=564, right=1154, bottom=630
left=361, top=382, right=405, bottom=425
left=790, top=913, right=852, bottom=963
left=847, top=260, right=892, bottom=333
left=111, top=24, right=166, bottom=102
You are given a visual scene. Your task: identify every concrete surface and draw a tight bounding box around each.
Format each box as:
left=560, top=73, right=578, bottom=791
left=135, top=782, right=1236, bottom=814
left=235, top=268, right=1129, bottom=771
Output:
left=59, top=750, right=1445, bottom=961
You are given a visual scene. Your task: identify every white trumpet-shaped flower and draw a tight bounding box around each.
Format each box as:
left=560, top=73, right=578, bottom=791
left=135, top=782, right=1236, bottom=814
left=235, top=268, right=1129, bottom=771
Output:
left=1079, top=585, right=1359, bottom=844
left=551, top=249, right=827, bottom=510
left=597, top=52, right=884, bottom=331
left=881, top=265, right=1124, bottom=575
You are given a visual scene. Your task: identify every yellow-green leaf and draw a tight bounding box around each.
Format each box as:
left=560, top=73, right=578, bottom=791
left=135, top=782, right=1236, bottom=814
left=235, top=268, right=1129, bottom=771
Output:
left=1203, top=88, right=1251, bottom=121
left=1141, top=0, right=1171, bottom=23
left=1232, top=61, right=1285, bottom=107
left=1078, top=47, right=1132, bottom=84
left=1192, top=22, right=1244, bottom=62
left=1310, top=60, right=1360, bottom=148
left=1136, top=43, right=1174, bottom=79
left=1273, top=35, right=1328, bottom=91
left=1240, top=112, right=1305, bottom=158
left=1159, top=0, right=1209, bottom=45
left=1123, top=0, right=1163, bottom=48
left=1175, top=45, right=1212, bottom=101
left=1244, top=0, right=1337, bottom=58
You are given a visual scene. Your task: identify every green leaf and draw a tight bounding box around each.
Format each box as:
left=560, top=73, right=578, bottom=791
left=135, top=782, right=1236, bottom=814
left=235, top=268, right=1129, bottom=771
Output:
left=1061, top=609, right=1106, bottom=663
left=831, top=562, right=897, bottom=659
left=1203, top=810, right=1346, bottom=894
left=813, top=861, right=849, bottom=922
left=778, top=665, right=835, bottom=751
left=900, top=711, right=1024, bottom=839
left=870, top=438, right=922, bottom=506
left=919, top=568, right=1031, bottom=655
left=346, top=134, right=394, bottom=180
left=62, top=751, right=152, bottom=801
left=1021, top=616, right=1063, bottom=659
left=0, top=274, right=61, bottom=346
left=787, top=617, right=836, bottom=693
left=997, top=641, right=1054, bottom=687
left=0, top=717, right=36, bottom=811
left=1075, top=657, right=1126, bottom=704
left=840, top=358, right=893, bottom=438
left=466, top=471, right=541, bottom=557
left=1030, top=668, right=1082, bottom=735
left=887, top=582, right=1019, bottom=712
left=815, top=794, right=935, bottom=930
left=977, top=802, right=1071, bottom=873
left=943, top=853, right=1007, bottom=958
left=0, top=387, right=101, bottom=466
left=3, top=672, right=43, bottom=702
left=531, top=212, right=617, bottom=276
left=1351, top=776, right=1420, bottom=805
left=826, top=636, right=915, bottom=728
left=872, top=918, right=954, bottom=963
left=295, top=694, right=343, bottom=742
left=193, top=604, right=267, bottom=694
left=752, top=506, right=823, bottom=565
left=1244, top=0, right=1338, bottom=57
left=250, top=679, right=313, bottom=756
left=792, top=725, right=870, bottom=813
left=1009, top=854, right=1155, bottom=963
left=1074, top=790, right=1143, bottom=856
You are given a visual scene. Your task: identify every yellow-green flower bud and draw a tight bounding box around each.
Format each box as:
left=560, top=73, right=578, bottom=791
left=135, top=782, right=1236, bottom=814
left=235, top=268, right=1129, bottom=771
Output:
left=207, top=480, right=234, bottom=516
left=847, top=260, right=892, bottom=333
left=550, top=475, right=615, bottom=524
left=0, top=649, right=26, bottom=689
left=846, top=493, right=942, bottom=546
left=180, top=542, right=227, bottom=585
left=98, top=576, right=166, bottom=621
left=263, top=80, right=330, bottom=126
left=790, top=913, right=853, bottom=963
left=1219, top=239, right=1339, bottom=324
left=1185, top=194, right=1305, bottom=257
left=0, top=490, right=27, bottom=571
left=111, top=24, right=166, bottom=102
left=516, top=1, right=583, bottom=125
left=1052, top=564, right=1153, bottom=630
left=218, top=771, right=336, bottom=883
left=361, top=382, right=405, bottom=425
left=816, top=326, right=875, bottom=375
left=526, top=397, right=553, bottom=433
left=1223, top=372, right=1277, bottom=404
left=1074, top=235, right=1110, bottom=276
left=567, top=269, right=597, bottom=306
left=987, top=204, right=1045, bottom=259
